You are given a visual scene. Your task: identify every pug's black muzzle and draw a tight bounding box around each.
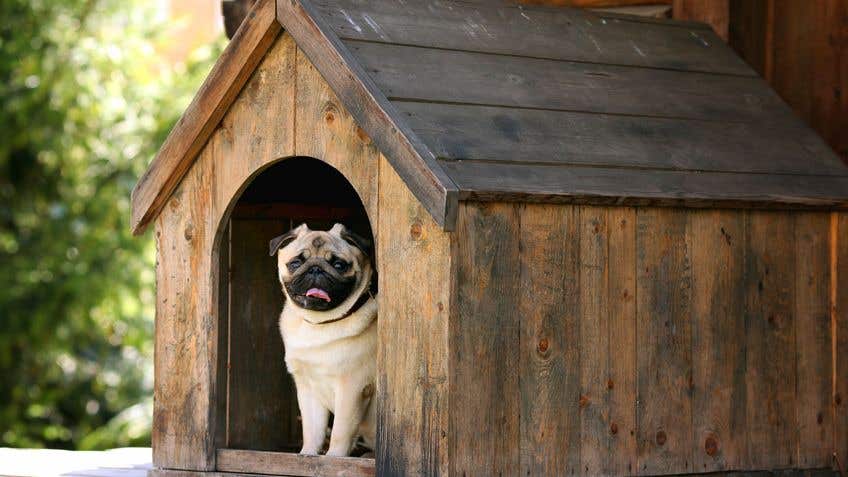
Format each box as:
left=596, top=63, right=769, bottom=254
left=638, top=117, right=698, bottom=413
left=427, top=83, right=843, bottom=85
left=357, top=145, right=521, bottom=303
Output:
left=285, top=265, right=357, bottom=312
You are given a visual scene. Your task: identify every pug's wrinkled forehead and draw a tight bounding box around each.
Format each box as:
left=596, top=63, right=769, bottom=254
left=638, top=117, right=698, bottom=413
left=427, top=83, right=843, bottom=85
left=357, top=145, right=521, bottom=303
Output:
left=269, top=223, right=371, bottom=263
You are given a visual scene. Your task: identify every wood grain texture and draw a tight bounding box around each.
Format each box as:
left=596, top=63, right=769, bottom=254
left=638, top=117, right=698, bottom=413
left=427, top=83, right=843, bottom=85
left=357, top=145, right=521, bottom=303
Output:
left=315, top=0, right=750, bottom=75
left=131, top=0, right=280, bottom=234
left=226, top=219, right=300, bottom=451
left=836, top=212, right=848, bottom=469
left=397, top=101, right=844, bottom=176
left=794, top=214, right=834, bottom=468
left=347, top=40, right=786, bottom=123
left=153, top=145, right=219, bottom=471
left=376, top=155, right=450, bottom=476
left=216, top=449, right=375, bottom=476
left=518, top=204, right=580, bottom=475
left=606, top=207, right=639, bottom=476
left=440, top=160, right=848, bottom=211
left=688, top=211, right=747, bottom=472
left=578, top=206, right=638, bottom=475
left=745, top=211, right=797, bottom=469
left=277, top=0, right=459, bottom=231
left=451, top=202, right=521, bottom=477
left=635, top=208, right=693, bottom=475
left=729, top=0, right=848, bottom=163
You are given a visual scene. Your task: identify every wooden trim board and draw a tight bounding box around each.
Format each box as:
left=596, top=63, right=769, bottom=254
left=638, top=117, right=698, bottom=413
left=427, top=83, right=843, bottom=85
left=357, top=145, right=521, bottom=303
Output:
left=215, top=449, right=375, bottom=476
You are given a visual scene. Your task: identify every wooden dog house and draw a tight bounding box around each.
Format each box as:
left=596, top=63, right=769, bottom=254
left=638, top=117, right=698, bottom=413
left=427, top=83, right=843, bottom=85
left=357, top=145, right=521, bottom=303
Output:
left=132, top=0, right=848, bottom=475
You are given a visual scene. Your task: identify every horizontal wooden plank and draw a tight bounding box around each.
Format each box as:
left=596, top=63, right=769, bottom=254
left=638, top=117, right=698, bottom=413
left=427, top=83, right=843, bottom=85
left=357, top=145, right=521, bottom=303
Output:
left=315, top=0, right=754, bottom=75
left=216, top=449, right=375, bottom=477
left=130, top=0, right=281, bottom=235
left=347, top=41, right=786, bottom=123
left=440, top=161, right=848, bottom=210
left=396, top=102, right=846, bottom=176
left=151, top=468, right=843, bottom=477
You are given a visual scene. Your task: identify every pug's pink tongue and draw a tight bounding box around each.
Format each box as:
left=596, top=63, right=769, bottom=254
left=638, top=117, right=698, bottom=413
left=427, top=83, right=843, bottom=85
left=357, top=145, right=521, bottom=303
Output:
left=305, top=288, right=331, bottom=302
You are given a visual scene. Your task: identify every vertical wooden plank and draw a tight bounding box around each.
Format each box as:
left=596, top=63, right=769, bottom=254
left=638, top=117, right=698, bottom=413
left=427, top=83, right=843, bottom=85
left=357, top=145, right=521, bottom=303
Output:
left=795, top=213, right=834, bottom=468
left=636, top=208, right=693, bottom=475
left=579, top=205, right=638, bottom=476
left=519, top=204, right=580, bottom=476
left=376, top=155, right=450, bottom=476
left=153, top=146, right=218, bottom=471
left=745, top=211, right=797, bottom=469
left=227, top=218, right=301, bottom=451
left=607, top=207, right=638, bottom=476
left=451, top=202, right=520, bottom=477
left=579, top=205, right=605, bottom=476
left=836, top=212, right=848, bottom=469
left=689, top=210, right=747, bottom=472
left=673, top=0, right=730, bottom=41
left=295, top=47, right=380, bottom=226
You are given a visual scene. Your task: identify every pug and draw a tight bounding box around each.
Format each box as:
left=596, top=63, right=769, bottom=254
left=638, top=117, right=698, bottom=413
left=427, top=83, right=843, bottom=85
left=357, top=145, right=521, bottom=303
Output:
left=269, top=223, right=377, bottom=457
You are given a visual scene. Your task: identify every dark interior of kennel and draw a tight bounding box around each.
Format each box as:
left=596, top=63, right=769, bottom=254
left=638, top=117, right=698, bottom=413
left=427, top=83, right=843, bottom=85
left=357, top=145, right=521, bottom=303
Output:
left=216, top=156, right=373, bottom=452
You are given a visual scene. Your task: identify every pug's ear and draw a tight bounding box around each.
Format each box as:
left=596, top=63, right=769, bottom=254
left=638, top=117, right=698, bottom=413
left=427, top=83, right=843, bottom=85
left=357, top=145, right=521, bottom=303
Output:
left=338, top=225, right=372, bottom=257
left=269, top=224, right=307, bottom=256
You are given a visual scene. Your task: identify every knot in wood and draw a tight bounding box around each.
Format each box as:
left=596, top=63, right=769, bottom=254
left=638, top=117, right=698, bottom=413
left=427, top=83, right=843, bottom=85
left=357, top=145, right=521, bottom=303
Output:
left=537, top=338, right=549, bottom=354
left=609, top=422, right=618, bottom=435
left=184, top=223, right=195, bottom=241
left=655, top=430, right=667, bottom=446
left=410, top=221, right=423, bottom=240
left=704, top=435, right=718, bottom=456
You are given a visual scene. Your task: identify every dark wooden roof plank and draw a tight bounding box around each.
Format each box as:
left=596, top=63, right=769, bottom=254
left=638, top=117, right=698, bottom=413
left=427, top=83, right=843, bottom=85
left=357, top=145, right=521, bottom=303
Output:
left=442, top=161, right=848, bottom=210
left=314, top=0, right=755, bottom=75
left=130, top=0, right=281, bottom=235
left=347, top=40, right=790, bottom=123
left=278, top=0, right=460, bottom=230
left=398, top=101, right=847, bottom=177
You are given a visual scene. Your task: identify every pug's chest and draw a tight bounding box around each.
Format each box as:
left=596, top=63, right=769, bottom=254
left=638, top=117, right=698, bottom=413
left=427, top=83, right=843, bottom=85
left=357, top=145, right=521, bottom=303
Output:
left=280, top=313, right=377, bottom=378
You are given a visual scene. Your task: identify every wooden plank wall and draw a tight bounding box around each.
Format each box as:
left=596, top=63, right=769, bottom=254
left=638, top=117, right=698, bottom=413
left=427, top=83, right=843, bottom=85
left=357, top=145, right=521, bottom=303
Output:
left=729, top=0, right=848, bottom=164
left=152, top=31, right=392, bottom=471
left=451, top=204, right=843, bottom=475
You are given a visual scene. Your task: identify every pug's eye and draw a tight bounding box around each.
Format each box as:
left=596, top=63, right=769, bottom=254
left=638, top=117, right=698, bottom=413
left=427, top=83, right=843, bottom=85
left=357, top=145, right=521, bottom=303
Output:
left=332, top=259, right=349, bottom=272
left=287, top=258, right=303, bottom=272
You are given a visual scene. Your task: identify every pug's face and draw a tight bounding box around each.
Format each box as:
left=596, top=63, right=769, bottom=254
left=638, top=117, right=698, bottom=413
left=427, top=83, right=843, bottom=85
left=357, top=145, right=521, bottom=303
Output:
left=270, top=223, right=372, bottom=312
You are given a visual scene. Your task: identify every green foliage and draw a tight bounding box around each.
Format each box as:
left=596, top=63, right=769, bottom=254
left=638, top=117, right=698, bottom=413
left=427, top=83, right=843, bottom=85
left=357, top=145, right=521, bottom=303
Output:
left=0, top=0, right=222, bottom=449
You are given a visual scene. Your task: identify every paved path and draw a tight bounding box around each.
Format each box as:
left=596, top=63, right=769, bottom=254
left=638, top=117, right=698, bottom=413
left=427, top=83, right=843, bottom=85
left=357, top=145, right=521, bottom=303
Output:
left=0, top=448, right=151, bottom=477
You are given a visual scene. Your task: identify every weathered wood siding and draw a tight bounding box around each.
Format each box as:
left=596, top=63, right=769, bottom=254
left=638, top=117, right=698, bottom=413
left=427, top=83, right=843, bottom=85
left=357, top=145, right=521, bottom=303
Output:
left=152, top=31, right=391, bottom=470
left=375, top=154, right=451, bottom=476
left=450, top=203, right=845, bottom=476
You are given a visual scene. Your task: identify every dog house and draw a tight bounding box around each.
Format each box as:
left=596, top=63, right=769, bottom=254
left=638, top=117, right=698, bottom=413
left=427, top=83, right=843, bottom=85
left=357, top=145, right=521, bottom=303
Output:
left=132, top=0, right=848, bottom=476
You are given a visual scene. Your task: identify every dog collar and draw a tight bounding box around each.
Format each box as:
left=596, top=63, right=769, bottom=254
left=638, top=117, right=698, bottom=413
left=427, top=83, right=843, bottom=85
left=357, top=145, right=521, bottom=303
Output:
left=307, top=289, right=374, bottom=326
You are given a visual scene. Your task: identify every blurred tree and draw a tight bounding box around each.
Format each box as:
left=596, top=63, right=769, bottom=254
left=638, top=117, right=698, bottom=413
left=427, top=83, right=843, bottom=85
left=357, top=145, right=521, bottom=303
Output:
left=0, top=0, right=222, bottom=449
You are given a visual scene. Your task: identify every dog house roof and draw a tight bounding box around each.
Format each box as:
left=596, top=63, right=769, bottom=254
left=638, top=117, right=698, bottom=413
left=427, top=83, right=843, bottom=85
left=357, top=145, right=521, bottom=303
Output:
left=131, top=0, right=848, bottom=234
